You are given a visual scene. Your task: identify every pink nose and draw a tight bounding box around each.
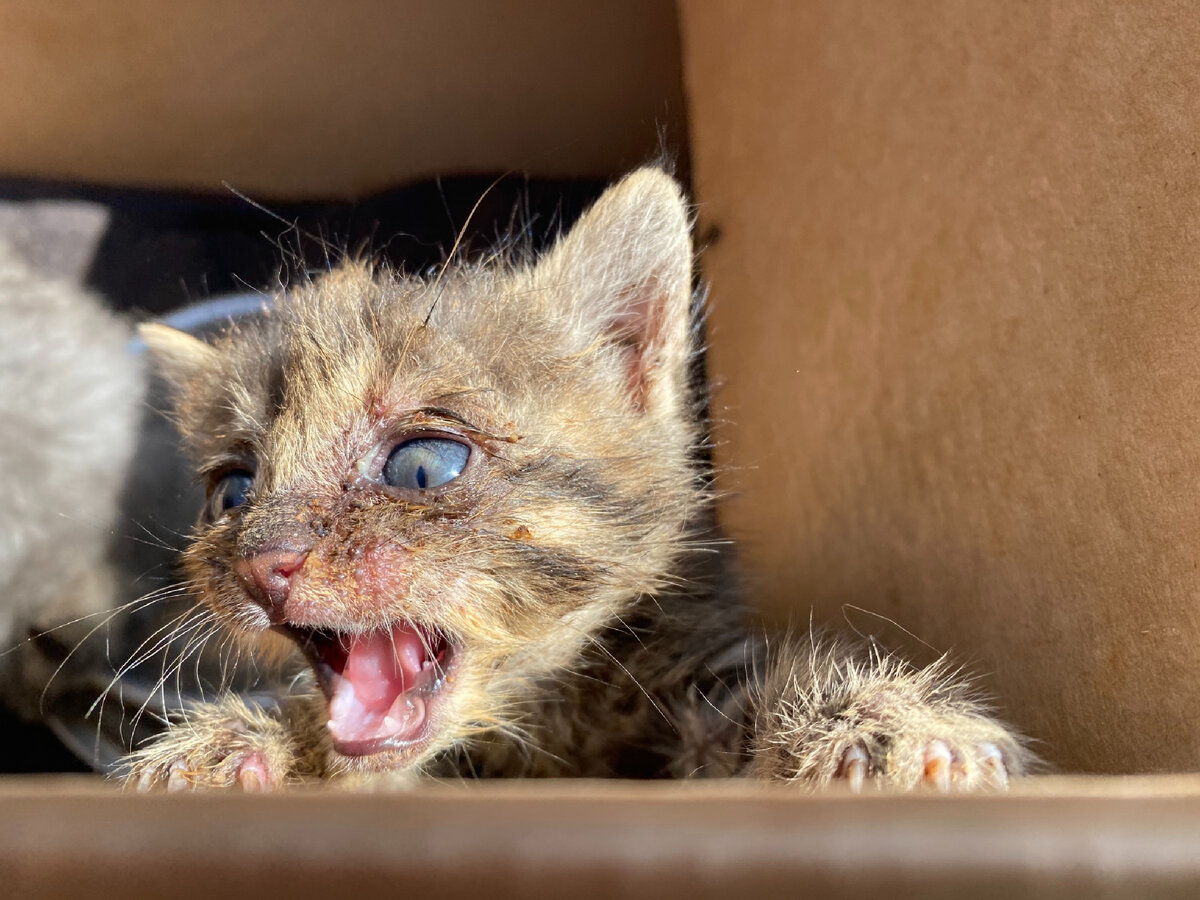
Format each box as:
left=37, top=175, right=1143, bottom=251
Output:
left=235, top=548, right=309, bottom=619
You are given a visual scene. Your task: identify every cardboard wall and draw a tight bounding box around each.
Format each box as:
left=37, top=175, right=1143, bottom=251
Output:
left=0, top=1, right=685, bottom=198
left=5, top=777, right=1200, bottom=899
left=681, top=0, right=1200, bottom=773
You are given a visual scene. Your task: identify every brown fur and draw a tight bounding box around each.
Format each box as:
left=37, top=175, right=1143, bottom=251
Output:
left=122, top=169, right=1030, bottom=790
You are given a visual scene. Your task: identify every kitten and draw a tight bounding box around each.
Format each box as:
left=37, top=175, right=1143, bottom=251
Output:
left=125, top=168, right=1029, bottom=791
left=0, top=238, right=142, bottom=722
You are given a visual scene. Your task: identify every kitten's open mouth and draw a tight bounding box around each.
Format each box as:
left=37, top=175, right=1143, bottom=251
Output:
left=279, top=622, right=455, bottom=757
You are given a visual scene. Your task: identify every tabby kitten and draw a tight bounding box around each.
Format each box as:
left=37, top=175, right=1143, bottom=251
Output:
left=127, top=169, right=1028, bottom=791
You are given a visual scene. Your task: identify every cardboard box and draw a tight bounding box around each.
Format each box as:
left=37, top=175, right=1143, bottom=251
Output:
left=2, top=776, right=1200, bottom=899
left=0, top=0, right=686, bottom=196
left=682, top=0, right=1200, bottom=774
left=3, top=1, right=1200, bottom=894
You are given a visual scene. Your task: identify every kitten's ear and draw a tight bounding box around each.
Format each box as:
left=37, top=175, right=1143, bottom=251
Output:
left=138, top=322, right=219, bottom=390
left=540, top=167, right=693, bottom=414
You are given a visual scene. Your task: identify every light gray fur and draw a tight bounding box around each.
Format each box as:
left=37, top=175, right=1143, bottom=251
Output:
left=0, top=238, right=143, bottom=710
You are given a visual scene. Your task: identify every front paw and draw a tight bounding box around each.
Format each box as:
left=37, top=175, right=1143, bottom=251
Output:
left=833, top=733, right=1013, bottom=793
left=753, top=648, right=1033, bottom=791
left=120, top=698, right=300, bottom=792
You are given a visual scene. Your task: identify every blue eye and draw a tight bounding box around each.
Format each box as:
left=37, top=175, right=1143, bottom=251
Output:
left=383, top=438, right=470, bottom=490
left=209, top=470, right=253, bottom=519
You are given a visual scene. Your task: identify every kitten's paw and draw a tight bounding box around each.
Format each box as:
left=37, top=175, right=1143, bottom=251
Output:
left=919, top=738, right=1009, bottom=791
left=753, top=646, right=1033, bottom=792
left=134, top=744, right=284, bottom=793
left=834, top=735, right=1012, bottom=793
left=120, top=699, right=303, bottom=792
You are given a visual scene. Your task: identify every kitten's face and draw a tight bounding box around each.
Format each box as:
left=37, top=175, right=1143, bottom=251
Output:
left=142, top=169, right=699, bottom=772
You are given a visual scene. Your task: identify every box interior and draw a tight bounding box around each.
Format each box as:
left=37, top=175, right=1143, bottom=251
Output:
left=1, top=1, right=1198, bottom=893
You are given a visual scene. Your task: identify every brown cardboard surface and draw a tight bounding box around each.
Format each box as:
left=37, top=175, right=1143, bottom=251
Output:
left=681, top=1, right=1200, bottom=773
left=0, top=1, right=685, bottom=197
left=1, top=776, right=1199, bottom=899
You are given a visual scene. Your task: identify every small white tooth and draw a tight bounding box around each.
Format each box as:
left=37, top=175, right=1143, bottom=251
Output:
left=409, top=695, right=426, bottom=728
left=379, top=693, right=426, bottom=737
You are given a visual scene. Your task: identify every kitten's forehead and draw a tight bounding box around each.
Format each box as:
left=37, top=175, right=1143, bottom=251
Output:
left=208, top=266, right=570, bottom=484
left=267, top=266, right=544, bottom=409
left=176, top=162, right=698, bottom=483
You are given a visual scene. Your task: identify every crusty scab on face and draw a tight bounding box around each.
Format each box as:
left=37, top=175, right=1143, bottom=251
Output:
left=139, top=168, right=701, bottom=770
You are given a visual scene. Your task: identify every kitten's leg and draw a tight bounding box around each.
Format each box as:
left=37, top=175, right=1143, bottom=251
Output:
left=749, top=640, right=1031, bottom=791
left=121, top=691, right=326, bottom=792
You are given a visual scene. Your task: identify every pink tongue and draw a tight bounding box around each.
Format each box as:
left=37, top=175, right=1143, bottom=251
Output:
left=327, top=624, right=428, bottom=747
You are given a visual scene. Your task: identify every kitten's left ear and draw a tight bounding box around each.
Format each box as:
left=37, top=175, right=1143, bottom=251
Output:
left=138, top=322, right=220, bottom=391
left=539, top=167, right=693, bottom=415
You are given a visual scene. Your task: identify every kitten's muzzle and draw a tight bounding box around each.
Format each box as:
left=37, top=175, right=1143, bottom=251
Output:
left=234, top=547, right=309, bottom=622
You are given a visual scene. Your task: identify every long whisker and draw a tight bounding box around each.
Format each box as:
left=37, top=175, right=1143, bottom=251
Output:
left=88, top=604, right=213, bottom=719
left=90, top=609, right=218, bottom=759
left=37, top=587, right=192, bottom=712
left=2, top=582, right=188, bottom=663
left=128, top=616, right=222, bottom=736
left=422, top=172, right=512, bottom=327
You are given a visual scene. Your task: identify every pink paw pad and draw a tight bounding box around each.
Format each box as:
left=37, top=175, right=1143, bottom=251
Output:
left=138, top=752, right=280, bottom=792
left=234, top=753, right=276, bottom=792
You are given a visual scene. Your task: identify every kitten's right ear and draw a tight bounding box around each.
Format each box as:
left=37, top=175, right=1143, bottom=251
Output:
left=138, top=322, right=219, bottom=389
left=534, top=167, right=694, bottom=417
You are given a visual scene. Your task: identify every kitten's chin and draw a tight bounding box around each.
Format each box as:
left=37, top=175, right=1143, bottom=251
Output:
left=278, top=621, right=457, bottom=759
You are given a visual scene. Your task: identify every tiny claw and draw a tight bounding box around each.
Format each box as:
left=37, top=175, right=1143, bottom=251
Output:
left=922, top=740, right=952, bottom=792
left=836, top=743, right=870, bottom=793
left=949, top=749, right=968, bottom=786
left=166, top=761, right=191, bottom=793
left=978, top=742, right=1009, bottom=790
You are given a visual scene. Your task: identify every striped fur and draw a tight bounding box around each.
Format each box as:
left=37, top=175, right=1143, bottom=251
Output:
left=123, top=169, right=1030, bottom=791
